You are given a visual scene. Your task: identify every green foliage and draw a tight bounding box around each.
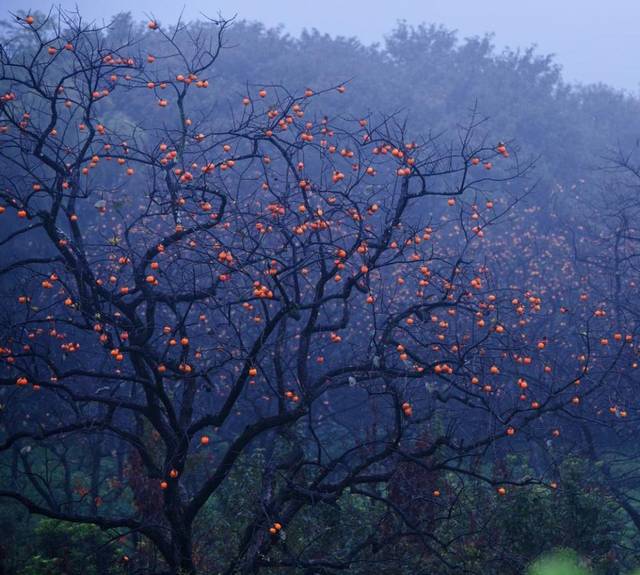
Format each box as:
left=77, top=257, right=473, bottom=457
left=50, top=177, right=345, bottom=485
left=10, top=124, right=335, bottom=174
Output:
left=448, top=458, right=631, bottom=575
left=495, top=459, right=622, bottom=568
left=528, top=550, right=590, bottom=575
left=20, top=519, right=124, bottom=575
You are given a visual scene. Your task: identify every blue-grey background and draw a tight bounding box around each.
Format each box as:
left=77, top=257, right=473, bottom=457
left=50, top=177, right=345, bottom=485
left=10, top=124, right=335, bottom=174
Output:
left=3, top=0, right=638, bottom=92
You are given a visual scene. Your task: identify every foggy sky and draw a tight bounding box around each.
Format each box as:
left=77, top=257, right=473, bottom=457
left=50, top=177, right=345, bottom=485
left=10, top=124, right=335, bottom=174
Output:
left=4, top=0, right=639, bottom=93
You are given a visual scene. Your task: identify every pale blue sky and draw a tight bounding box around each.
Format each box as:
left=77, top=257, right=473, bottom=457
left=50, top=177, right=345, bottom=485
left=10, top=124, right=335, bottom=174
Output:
left=4, top=0, right=639, bottom=93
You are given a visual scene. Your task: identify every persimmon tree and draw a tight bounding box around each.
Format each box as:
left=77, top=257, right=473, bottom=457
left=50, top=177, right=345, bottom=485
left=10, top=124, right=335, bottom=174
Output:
left=558, top=151, right=640, bottom=545
left=0, top=10, right=634, bottom=575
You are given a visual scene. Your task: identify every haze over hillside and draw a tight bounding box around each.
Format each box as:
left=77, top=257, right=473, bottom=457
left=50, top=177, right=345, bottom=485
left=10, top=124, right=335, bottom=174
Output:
left=4, top=0, right=640, bottom=92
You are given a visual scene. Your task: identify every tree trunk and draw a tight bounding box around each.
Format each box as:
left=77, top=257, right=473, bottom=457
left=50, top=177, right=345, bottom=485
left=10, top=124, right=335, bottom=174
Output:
left=170, top=524, right=196, bottom=575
